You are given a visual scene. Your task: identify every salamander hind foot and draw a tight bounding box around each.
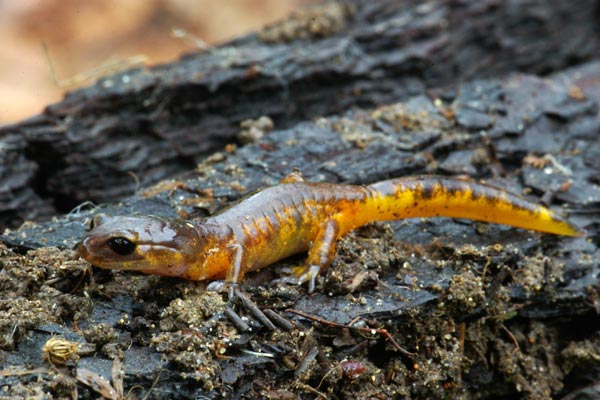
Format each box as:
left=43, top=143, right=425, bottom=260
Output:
left=292, top=264, right=322, bottom=293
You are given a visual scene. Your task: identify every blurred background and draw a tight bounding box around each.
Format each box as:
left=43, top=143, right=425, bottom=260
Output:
left=0, top=0, right=315, bottom=123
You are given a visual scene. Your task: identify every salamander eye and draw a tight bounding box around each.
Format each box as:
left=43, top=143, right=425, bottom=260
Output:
left=107, top=237, right=136, bottom=255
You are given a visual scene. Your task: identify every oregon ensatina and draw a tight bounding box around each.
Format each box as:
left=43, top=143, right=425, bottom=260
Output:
left=79, top=175, right=581, bottom=292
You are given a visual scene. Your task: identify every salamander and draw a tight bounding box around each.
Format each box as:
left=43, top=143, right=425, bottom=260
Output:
left=79, top=175, right=581, bottom=292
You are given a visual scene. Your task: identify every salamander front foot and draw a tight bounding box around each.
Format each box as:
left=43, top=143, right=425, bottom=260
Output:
left=209, top=281, right=290, bottom=331
left=206, top=280, right=238, bottom=300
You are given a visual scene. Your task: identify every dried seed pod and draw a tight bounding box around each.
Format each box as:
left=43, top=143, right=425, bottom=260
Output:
left=42, top=336, right=80, bottom=365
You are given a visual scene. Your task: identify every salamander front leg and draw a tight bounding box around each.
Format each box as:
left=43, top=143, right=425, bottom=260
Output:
left=293, top=218, right=340, bottom=293
left=224, top=243, right=244, bottom=299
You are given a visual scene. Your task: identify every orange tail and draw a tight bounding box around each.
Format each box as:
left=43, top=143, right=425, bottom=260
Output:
left=352, top=176, right=581, bottom=236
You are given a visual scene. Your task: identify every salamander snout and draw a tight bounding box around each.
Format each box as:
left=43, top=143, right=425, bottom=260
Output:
left=80, top=235, right=136, bottom=256
left=78, top=234, right=137, bottom=266
left=78, top=215, right=203, bottom=275
left=77, top=216, right=147, bottom=268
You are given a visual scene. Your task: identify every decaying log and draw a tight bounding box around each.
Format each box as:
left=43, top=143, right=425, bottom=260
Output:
left=1, top=55, right=599, bottom=398
left=1, top=0, right=599, bottom=229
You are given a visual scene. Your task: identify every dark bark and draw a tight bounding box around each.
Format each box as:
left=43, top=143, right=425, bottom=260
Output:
left=1, top=0, right=599, bottom=228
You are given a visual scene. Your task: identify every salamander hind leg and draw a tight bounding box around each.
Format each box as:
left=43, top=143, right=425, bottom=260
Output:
left=293, top=218, right=340, bottom=293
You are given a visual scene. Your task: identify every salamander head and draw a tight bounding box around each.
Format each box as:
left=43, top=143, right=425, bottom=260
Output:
left=79, top=214, right=202, bottom=277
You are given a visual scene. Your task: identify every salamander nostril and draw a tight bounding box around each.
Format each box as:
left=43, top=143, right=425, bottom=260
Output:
left=107, top=237, right=136, bottom=256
